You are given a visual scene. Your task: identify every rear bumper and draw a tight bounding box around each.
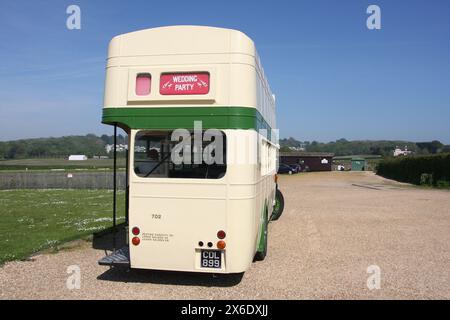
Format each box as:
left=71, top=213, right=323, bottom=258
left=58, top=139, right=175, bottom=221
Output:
left=98, top=246, right=251, bottom=274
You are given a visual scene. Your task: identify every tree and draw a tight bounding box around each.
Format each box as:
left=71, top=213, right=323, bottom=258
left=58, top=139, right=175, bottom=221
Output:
left=416, top=141, right=443, bottom=154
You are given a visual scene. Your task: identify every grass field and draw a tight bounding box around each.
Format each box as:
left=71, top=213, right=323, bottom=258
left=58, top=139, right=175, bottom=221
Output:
left=0, top=158, right=126, bottom=171
left=0, top=189, right=125, bottom=264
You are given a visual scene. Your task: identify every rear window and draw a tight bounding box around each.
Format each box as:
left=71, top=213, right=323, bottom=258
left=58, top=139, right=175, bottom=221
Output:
left=134, top=130, right=226, bottom=179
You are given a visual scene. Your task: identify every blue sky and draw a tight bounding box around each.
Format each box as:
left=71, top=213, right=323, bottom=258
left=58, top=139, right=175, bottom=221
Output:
left=0, top=0, right=449, bottom=143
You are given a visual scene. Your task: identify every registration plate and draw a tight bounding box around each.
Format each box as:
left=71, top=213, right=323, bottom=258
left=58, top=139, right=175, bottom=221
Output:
left=200, top=250, right=221, bottom=269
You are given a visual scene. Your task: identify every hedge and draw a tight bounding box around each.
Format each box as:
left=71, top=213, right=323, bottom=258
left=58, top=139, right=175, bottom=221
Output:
left=376, top=153, right=450, bottom=186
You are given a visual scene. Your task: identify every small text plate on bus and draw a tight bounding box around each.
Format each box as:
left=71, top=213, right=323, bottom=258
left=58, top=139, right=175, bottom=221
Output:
left=200, top=250, right=221, bottom=269
left=160, top=72, right=209, bottom=95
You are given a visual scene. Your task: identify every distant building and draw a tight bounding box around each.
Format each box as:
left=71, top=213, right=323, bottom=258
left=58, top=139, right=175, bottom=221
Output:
left=287, top=143, right=306, bottom=152
left=393, top=146, right=412, bottom=157
left=288, top=146, right=305, bottom=151
left=68, top=155, right=88, bottom=161
left=105, top=144, right=128, bottom=153
left=280, top=152, right=334, bottom=171
left=351, top=157, right=366, bottom=171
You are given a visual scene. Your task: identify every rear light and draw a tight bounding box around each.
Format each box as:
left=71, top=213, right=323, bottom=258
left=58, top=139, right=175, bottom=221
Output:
left=274, top=174, right=278, bottom=184
left=132, top=227, right=140, bottom=235
left=217, top=230, right=226, bottom=239
left=132, top=237, right=140, bottom=246
left=217, top=240, right=226, bottom=250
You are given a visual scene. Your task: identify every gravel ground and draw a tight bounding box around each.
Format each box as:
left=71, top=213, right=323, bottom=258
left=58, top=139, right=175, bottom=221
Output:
left=1, top=171, right=449, bottom=299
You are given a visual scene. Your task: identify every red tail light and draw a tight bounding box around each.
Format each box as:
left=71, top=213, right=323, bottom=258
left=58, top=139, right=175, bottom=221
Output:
left=217, top=230, right=226, bottom=239
left=132, top=227, right=140, bottom=235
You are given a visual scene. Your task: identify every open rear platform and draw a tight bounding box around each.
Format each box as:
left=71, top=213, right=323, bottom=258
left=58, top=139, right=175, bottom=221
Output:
left=98, top=246, right=130, bottom=267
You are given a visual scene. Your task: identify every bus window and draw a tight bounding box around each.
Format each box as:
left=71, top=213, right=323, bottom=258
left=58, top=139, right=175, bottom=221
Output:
left=134, top=131, right=226, bottom=179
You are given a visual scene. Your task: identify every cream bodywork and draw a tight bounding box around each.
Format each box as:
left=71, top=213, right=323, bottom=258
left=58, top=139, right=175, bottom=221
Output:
left=103, top=26, right=275, bottom=129
left=129, top=129, right=276, bottom=273
left=103, top=26, right=277, bottom=273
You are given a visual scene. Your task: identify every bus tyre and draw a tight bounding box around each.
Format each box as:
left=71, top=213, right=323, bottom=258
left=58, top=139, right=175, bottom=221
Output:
left=255, top=211, right=268, bottom=261
left=271, top=189, right=285, bottom=221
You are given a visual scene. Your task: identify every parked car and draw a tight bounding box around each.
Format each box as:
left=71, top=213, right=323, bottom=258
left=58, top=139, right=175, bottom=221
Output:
left=290, top=164, right=302, bottom=173
left=278, top=163, right=295, bottom=174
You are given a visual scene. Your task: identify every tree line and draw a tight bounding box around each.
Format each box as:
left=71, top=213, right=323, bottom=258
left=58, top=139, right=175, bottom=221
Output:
left=1, top=134, right=448, bottom=160
left=279, top=138, right=450, bottom=157
left=0, top=134, right=128, bottom=160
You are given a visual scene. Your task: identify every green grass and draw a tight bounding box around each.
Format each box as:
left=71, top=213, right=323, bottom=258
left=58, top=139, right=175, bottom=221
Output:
left=0, top=158, right=126, bottom=171
left=0, top=189, right=125, bottom=264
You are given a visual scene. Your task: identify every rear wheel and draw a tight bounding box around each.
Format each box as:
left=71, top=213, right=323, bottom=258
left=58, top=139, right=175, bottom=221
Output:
left=271, top=189, right=285, bottom=221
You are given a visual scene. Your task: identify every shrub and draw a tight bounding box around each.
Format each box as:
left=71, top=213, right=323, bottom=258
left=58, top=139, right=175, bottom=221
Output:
left=420, top=173, right=433, bottom=186
left=436, top=180, right=450, bottom=188
left=376, top=153, right=450, bottom=187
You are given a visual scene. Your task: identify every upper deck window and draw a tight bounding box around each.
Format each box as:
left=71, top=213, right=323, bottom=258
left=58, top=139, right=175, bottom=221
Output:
left=160, top=72, right=209, bottom=95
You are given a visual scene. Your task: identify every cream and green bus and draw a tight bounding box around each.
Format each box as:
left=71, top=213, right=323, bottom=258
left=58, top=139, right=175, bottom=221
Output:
left=99, top=26, right=284, bottom=274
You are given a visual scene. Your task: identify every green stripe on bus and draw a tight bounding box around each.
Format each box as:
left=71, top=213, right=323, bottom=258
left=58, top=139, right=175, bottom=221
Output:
left=257, top=200, right=268, bottom=253
left=102, top=106, right=272, bottom=133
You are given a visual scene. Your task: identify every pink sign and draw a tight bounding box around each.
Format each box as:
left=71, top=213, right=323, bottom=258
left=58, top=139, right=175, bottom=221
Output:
left=160, top=72, right=210, bottom=95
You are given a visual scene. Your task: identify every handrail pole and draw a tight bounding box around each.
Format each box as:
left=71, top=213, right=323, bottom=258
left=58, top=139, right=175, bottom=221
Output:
left=125, top=145, right=129, bottom=225
left=113, top=123, right=117, bottom=253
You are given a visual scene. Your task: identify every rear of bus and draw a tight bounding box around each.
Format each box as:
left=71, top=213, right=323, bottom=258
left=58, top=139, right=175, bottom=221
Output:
left=101, top=26, right=269, bottom=273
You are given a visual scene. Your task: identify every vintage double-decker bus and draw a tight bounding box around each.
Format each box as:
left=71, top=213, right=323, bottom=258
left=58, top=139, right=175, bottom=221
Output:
left=99, top=26, right=284, bottom=273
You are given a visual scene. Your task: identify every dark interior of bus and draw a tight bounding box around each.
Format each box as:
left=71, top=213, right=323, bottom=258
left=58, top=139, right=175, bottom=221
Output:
left=134, top=131, right=226, bottom=179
